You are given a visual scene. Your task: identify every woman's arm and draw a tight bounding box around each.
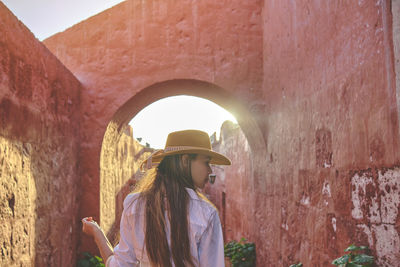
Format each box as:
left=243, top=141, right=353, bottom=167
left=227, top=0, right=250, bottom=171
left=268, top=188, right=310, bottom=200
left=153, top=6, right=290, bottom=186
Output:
left=82, top=194, right=140, bottom=267
left=82, top=217, right=114, bottom=262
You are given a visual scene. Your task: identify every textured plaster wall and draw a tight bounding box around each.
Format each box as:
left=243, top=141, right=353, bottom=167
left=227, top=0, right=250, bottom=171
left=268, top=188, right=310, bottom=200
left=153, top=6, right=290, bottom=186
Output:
left=0, top=138, right=35, bottom=265
left=205, top=121, right=254, bottom=243
left=258, top=1, right=400, bottom=266
left=100, top=125, right=152, bottom=245
left=351, top=168, right=400, bottom=264
left=393, top=0, right=400, bottom=135
left=0, top=3, right=81, bottom=266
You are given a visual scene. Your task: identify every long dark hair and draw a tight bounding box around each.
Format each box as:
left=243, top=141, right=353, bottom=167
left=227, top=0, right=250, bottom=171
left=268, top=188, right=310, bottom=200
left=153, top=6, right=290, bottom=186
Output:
left=135, top=154, right=197, bottom=267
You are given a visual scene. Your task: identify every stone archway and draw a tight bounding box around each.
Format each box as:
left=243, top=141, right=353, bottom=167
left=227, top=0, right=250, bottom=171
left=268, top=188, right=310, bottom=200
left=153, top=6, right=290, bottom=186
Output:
left=99, top=78, right=267, bottom=244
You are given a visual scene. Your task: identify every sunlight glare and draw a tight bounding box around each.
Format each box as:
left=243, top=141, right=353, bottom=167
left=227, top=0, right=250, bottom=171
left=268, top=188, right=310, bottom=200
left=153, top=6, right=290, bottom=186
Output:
left=129, top=96, right=237, bottom=149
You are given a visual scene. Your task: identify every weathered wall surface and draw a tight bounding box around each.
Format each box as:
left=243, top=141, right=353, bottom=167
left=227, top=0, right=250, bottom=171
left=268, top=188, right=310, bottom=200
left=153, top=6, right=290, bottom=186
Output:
left=205, top=121, right=254, bottom=243
left=394, top=0, right=400, bottom=135
left=0, top=3, right=82, bottom=266
left=42, top=0, right=400, bottom=266
left=100, top=125, right=152, bottom=245
left=258, top=1, right=400, bottom=266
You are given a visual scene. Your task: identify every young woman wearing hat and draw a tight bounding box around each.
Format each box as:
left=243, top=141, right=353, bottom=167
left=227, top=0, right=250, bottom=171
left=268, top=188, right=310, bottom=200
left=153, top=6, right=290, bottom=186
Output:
left=82, top=129, right=231, bottom=267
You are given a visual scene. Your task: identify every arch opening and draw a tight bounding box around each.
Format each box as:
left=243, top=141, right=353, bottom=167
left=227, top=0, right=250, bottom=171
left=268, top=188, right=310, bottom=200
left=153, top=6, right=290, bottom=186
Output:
left=99, top=79, right=268, bottom=245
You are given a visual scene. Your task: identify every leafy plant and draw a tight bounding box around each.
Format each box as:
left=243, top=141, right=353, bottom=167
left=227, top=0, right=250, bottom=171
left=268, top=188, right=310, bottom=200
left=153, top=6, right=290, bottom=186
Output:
left=224, top=238, right=256, bottom=267
left=77, top=252, right=105, bottom=267
left=289, top=263, right=303, bottom=267
left=332, top=244, right=374, bottom=267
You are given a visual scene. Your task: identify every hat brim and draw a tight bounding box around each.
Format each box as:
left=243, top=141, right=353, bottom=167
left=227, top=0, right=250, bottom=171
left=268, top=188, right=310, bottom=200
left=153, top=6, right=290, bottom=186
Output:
left=144, top=148, right=231, bottom=166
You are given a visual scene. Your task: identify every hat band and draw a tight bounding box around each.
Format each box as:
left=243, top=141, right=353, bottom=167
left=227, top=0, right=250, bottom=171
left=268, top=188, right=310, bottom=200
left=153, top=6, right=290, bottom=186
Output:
left=164, top=145, right=209, bottom=152
left=144, top=145, right=211, bottom=170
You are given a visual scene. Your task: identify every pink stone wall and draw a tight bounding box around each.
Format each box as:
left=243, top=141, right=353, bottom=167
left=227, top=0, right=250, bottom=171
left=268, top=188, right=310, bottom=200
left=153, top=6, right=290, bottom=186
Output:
left=100, top=125, right=152, bottom=245
left=0, top=3, right=82, bottom=266
left=393, top=0, right=400, bottom=133
left=258, top=1, right=400, bottom=266
left=205, top=121, right=254, bottom=243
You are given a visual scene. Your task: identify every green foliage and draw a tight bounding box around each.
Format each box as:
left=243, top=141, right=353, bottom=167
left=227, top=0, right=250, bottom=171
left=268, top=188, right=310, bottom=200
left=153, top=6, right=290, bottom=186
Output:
left=77, top=252, right=105, bottom=267
left=224, top=238, right=256, bottom=267
left=332, top=245, right=374, bottom=267
left=289, top=263, right=303, bottom=267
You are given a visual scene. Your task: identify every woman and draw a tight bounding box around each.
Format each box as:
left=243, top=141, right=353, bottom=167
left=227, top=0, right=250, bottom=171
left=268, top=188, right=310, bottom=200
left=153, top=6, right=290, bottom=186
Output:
left=82, top=129, right=231, bottom=266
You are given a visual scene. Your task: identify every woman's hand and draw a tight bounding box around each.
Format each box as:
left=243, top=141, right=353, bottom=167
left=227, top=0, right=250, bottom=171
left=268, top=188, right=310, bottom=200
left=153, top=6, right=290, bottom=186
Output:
left=82, top=217, right=102, bottom=237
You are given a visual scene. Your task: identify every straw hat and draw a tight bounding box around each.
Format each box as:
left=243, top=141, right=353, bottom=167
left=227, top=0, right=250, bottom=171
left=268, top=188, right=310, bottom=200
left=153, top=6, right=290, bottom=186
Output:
left=142, top=129, right=231, bottom=169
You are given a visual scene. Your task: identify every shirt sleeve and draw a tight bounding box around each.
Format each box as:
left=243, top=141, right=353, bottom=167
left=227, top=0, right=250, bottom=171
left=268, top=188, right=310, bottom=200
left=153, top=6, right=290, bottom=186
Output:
left=106, top=199, right=139, bottom=267
left=198, top=211, right=225, bottom=267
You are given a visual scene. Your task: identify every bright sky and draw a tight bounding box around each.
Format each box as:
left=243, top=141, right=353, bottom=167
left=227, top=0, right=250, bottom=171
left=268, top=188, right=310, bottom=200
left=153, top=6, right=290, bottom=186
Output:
left=1, top=1, right=238, bottom=147
left=1, top=0, right=126, bottom=40
left=129, top=96, right=237, bottom=149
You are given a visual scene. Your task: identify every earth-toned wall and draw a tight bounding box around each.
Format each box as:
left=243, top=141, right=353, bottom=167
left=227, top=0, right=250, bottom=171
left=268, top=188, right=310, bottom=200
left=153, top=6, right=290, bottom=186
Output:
left=0, top=3, right=82, bottom=266
left=100, top=125, right=152, bottom=245
left=259, top=1, right=400, bottom=266
left=40, top=0, right=400, bottom=266
left=204, top=121, right=254, bottom=243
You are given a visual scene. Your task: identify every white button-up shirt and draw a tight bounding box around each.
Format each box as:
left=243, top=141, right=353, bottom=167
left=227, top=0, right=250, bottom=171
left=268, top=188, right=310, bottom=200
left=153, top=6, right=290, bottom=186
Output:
left=106, top=188, right=225, bottom=267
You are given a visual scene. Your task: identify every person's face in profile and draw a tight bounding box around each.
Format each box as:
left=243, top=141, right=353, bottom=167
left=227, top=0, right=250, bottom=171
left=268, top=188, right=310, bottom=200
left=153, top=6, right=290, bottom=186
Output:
left=190, top=154, right=212, bottom=189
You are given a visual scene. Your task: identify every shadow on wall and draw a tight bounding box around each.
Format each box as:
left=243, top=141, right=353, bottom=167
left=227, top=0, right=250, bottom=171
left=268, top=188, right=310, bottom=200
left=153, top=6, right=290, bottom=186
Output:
left=31, top=134, right=80, bottom=266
